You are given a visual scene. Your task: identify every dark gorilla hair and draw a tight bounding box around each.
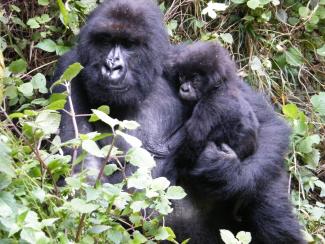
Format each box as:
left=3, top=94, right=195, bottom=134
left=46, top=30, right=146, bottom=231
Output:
left=167, top=41, right=259, bottom=161
left=77, top=0, right=170, bottom=106
left=164, top=42, right=306, bottom=244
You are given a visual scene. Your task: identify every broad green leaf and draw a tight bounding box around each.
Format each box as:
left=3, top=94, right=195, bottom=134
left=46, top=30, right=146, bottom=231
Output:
left=220, top=33, right=233, bottom=44
left=285, top=47, right=304, bottom=66
left=70, top=198, right=98, bottom=214
left=166, top=186, right=186, bottom=200
left=65, top=177, right=82, bottom=189
left=133, top=231, right=147, bottom=243
left=0, top=136, right=15, bottom=177
left=116, top=130, right=142, bottom=148
left=89, top=225, right=111, bottom=234
left=150, top=177, right=170, bottom=191
left=38, top=0, right=49, bottom=6
left=231, top=0, right=245, bottom=3
left=9, top=59, right=27, bottom=73
left=31, top=73, right=48, bottom=93
left=89, top=105, right=110, bottom=122
left=298, top=135, right=320, bottom=154
left=91, top=109, right=119, bottom=129
left=57, top=0, right=69, bottom=26
left=26, top=18, right=40, bottom=28
left=126, top=147, right=155, bottom=169
left=311, top=92, right=325, bottom=116
left=220, top=229, right=239, bottom=244
left=18, top=82, right=33, bottom=97
left=247, top=0, right=260, bottom=9
left=46, top=99, right=66, bottom=110
left=155, top=227, right=170, bottom=241
left=32, top=188, right=46, bottom=203
left=104, top=164, right=118, bottom=176
left=41, top=218, right=59, bottom=227
left=82, top=140, right=104, bottom=158
left=298, top=7, right=310, bottom=18
left=35, top=110, right=61, bottom=135
left=282, top=104, right=299, bottom=119
left=61, top=62, right=83, bottom=82
left=236, top=231, right=252, bottom=244
left=36, top=39, right=57, bottom=52
left=120, top=120, right=140, bottom=130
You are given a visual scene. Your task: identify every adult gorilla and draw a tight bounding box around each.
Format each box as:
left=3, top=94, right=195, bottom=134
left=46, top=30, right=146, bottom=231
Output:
left=51, top=0, right=185, bottom=181
left=50, top=0, right=304, bottom=243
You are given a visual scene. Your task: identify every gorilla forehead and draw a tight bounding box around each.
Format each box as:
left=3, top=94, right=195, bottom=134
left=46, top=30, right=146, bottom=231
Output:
left=83, top=0, right=168, bottom=46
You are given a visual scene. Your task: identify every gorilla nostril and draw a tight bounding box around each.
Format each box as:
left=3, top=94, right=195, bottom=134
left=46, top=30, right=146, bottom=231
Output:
left=181, top=86, right=189, bottom=92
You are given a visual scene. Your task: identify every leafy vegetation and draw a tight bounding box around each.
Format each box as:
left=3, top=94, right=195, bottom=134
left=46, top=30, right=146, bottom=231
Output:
left=0, top=0, right=324, bottom=243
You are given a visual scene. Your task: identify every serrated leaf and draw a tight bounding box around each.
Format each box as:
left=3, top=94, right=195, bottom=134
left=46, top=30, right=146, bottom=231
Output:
left=166, top=186, right=186, bottom=200
left=150, top=177, right=170, bottom=191
left=36, top=39, right=57, bottom=52
left=155, top=227, right=170, bottom=241
left=27, top=18, right=40, bottom=28
left=89, top=105, right=110, bottom=122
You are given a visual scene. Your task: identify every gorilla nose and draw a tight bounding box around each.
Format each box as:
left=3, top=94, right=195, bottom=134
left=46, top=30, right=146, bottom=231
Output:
left=102, top=46, right=127, bottom=84
left=180, top=84, right=190, bottom=92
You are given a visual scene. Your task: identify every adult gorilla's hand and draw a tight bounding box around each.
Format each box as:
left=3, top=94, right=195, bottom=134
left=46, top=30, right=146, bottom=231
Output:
left=190, top=142, right=241, bottom=198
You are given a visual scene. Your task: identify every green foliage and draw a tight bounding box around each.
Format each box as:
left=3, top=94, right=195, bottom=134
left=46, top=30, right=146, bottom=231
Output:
left=0, top=0, right=324, bottom=242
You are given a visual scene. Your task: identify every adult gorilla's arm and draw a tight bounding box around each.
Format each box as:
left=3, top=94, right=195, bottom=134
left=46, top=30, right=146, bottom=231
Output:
left=49, top=49, right=102, bottom=174
left=191, top=81, right=291, bottom=199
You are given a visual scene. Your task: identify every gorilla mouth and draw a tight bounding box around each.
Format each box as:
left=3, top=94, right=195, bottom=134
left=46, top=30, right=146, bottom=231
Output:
left=107, top=84, right=129, bottom=92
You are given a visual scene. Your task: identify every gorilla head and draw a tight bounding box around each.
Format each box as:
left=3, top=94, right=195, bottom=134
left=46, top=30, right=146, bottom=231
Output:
left=167, top=41, right=238, bottom=101
left=77, top=0, right=169, bottom=106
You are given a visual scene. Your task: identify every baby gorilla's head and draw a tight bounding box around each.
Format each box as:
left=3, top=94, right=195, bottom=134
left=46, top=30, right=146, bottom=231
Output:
left=166, top=41, right=238, bottom=101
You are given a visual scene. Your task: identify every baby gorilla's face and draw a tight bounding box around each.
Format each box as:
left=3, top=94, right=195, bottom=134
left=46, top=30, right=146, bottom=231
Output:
left=178, top=73, right=205, bottom=101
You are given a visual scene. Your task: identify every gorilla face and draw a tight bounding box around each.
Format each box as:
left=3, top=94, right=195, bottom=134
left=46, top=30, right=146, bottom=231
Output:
left=77, top=0, right=169, bottom=106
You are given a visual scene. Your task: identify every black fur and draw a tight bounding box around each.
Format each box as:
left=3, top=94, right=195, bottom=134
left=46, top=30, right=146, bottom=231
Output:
left=165, top=42, right=305, bottom=243
left=49, top=0, right=305, bottom=243
left=167, top=41, right=259, bottom=161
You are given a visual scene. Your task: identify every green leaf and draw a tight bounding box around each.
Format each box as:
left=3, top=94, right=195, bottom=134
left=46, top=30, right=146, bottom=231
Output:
left=282, top=104, right=299, bottom=119
left=18, top=82, right=33, bottom=97
left=41, top=218, right=59, bottom=227
left=61, top=62, right=83, bottom=81
left=38, top=0, right=49, bottom=6
left=32, top=188, right=46, bottom=203
left=116, top=130, right=142, bottom=147
left=133, top=230, right=147, bottom=243
left=70, top=198, right=98, bottom=214
left=220, top=33, right=233, bottom=44
left=9, top=59, right=27, bottom=73
left=31, top=73, right=48, bottom=93
left=82, top=140, right=104, bottom=158
left=89, top=225, right=111, bottom=234
left=311, top=92, right=325, bottom=116
left=231, top=0, right=245, bottom=4
left=126, top=147, right=156, bottom=169
left=285, top=47, right=304, bottom=66
left=104, top=164, right=118, bottom=176
left=298, top=6, right=310, bottom=18
left=91, top=109, right=119, bottom=129
left=316, top=45, right=325, bottom=57
left=236, top=231, right=252, bottom=244
left=120, top=120, right=140, bottom=130
left=0, top=136, right=15, bottom=177
left=298, top=135, right=321, bottom=154
left=36, top=39, right=57, bottom=53
left=35, top=110, right=61, bottom=135
left=46, top=99, right=66, bottom=110
left=150, top=177, right=170, bottom=191
left=89, top=105, right=110, bottom=122
left=155, top=227, right=170, bottom=241
left=26, top=18, right=40, bottom=28
left=247, top=0, right=260, bottom=9
left=220, top=229, right=239, bottom=244
left=166, top=186, right=187, bottom=200
left=65, top=177, right=82, bottom=189
left=57, top=0, right=69, bottom=26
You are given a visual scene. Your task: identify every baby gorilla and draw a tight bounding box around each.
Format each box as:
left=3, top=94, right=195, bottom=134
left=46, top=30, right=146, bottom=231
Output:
left=168, top=41, right=259, bottom=161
